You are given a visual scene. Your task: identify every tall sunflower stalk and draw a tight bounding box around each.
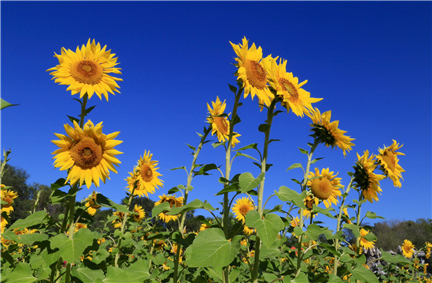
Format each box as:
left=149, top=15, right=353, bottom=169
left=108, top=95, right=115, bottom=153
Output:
left=173, top=127, right=210, bottom=283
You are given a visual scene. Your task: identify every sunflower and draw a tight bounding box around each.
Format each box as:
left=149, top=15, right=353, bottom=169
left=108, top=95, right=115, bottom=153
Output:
left=199, top=221, right=212, bottom=232
left=376, top=140, right=405, bottom=188
left=52, top=120, right=122, bottom=189
left=112, top=211, right=125, bottom=229
left=262, top=57, right=322, bottom=117
left=342, top=208, right=353, bottom=224
left=232, top=197, right=255, bottom=223
left=1, top=215, right=7, bottom=233
left=207, top=96, right=240, bottom=147
left=307, top=108, right=355, bottom=157
left=47, top=39, right=122, bottom=101
left=307, top=168, right=343, bottom=208
left=353, top=150, right=386, bottom=203
left=1, top=189, right=18, bottom=215
left=74, top=223, right=88, bottom=233
left=426, top=242, right=432, bottom=259
left=230, top=37, right=274, bottom=107
left=84, top=191, right=100, bottom=216
left=291, top=216, right=300, bottom=228
left=359, top=228, right=375, bottom=250
left=154, top=194, right=183, bottom=223
left=401, top=239, right=415, bottom=258
left=243, top=225, right=255, bottom=236
left=125, top=151, right=163, bottom=197
left=301, top=195, right=318, bottom=219
left=132, top=205, right=145, bottom=222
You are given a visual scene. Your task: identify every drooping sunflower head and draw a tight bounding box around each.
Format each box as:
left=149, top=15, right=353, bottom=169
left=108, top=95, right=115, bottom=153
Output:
left=52, top=120, right=122, bottom=189
left=308, top=108, right=355, bottom=157
left=84, top=191, right=101, bottom=216
left=376, top=140, right=405, bottom=188
left=353, top=150, right=386, bottom=203
left=401, top=239, right=415, bottom=258
left=47, top=39, right=122, bottom=101
left=126, top=150, right=163, bottom=197
left=1, top=189, right=18, bottom=215
left=230, top=37, right=274, bottom=108
left=307, top=168, right=343, bottom=208
left=206, top=96, right=240, bottom=148
left=132, top=204, right=145, bottom=222
left=262, top=57, right=323, bottom=117
left=232, top=197, right=255, bottom=223
left=359, top=228, right=375, bottom=250
left=154, top=194, right=183, bottom=223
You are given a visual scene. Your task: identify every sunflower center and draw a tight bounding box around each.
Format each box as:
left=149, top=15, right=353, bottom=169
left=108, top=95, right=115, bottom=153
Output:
left=70, top=60, right=103, bottom=85
left=213, top=116, right=229, bottom=135
left=310, top=178, right=333, bottom=200
left=140, top=163, right=153, bottom=182
left=245, top=60, right=267, bottom=90
left=381, top=151, right=396, bottom=172
left=70, top=137, right=103, bottom=169
left=279, top=78, right=299, bottom=100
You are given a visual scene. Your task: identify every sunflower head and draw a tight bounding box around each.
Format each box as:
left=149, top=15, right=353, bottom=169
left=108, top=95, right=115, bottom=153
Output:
left=232, top=197, right=255, bottom=223
left=154, top=194, right=183, bottom=223
left=342, top=208, right=353, bottom=224
left=401, top=239, right=415, bottom=258
left=359, top=228, right=375, bottom=250
left=52, top=120, right=123, bottom=189
left=206, top=96, right=240, bottom=147
left=263, top=57, right=323, bottom=117
left=307, top=168, right=343, bottom=208
left=425, top=242, right=432, bottom=259
left=376, top=140, right=405, bottom=188
left=199, top=221, right=212, bottom=232
left=84, top=191, right=101, bottom=216
left=132, top=205, right=145, bottom=222
left=243, top=225, right=255, bottom=236
left=230, top=37, right=274, bottom=108
left=353, top=151, right=385, bottom=203
left=291, top=216, right=300, bottom=228
left=126, top=151, right=163, bottom=197
left=47, top=39, right=123, bottom=101
left=112, top=211, right=125, bottom=229
left=308, top=108, right=355, bottom=157
left=1, top=189, right=18, bottom=215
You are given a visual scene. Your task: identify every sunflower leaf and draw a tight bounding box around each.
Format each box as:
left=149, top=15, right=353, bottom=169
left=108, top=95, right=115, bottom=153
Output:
left=7, top=211, right=48, bottom=231
left=286, top=163, right=303, bottom=172
left=228, top=84, right=237, bottom=94
left=351, top=265, right=379, bottom=283
left=258, top=124, right=270, bottom=133
left=233, top=152, right=258, bottom=162
left=186, top=143, right=196, bottom=152
left=239, top=172, right=265, bottom=193
left=67, top=115, right=80, bottom=124
left=275, top=186, right=306, bottom=209
left=232, top=115, right=241, bottom=126
left=364, top=211, right=385, bottom=220
left=84, top=105, right=96, bottom=115
left=1, top=263, right=37, bottom=283
left=245, top=211, right=284, bottom=248
left=0, top=98, right=19, bottom=110
left=234, top=143, right=258, bottom=152
left=298, top=147, right=309, bottom=155
left=215, top=184, right=239, bottom=196
left=167, top=187, right=180, bottom=194
left=169, top=166, right=186, bottom=171
left=311, top=157, right=324, bottom=164
left=380, top=251, right=412, bottom=264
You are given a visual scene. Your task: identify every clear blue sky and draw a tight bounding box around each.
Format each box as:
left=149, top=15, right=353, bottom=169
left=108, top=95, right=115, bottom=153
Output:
left=1, top=2, right=431, bottom=229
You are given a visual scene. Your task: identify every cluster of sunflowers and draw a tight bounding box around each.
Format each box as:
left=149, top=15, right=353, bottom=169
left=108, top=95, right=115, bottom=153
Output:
left=1, top=37, right=431, bottom=283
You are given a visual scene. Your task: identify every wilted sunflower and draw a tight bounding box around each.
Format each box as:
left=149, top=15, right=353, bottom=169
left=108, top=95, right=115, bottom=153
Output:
left=402, top=239, right=415, bottom=258
left=230, top=37, right=274, bottom=107
left=132, top=205, right=145, bottom=222
left=263, top=57, right=322, bottom=117
left=154, top=194, right=183, bottom=223
left=359, top=228, right=375, bottom=250
left=52, top=120, right=122, bottom=189
left=376, top=140, right=405, bottom=188
left=308, top=108, right=355, bottom=157
left=47, top=39, right=122, bottom=101
left=232, top=197, right=255, bottom=223
left=207, top=96, right=240, bottom=147
left=1, top=189, right=18, bottom=215
left=126, top=151, right=163, bottom=197
left=84, top=191, right=100, bottom=216
left=307, top=168, right=343, bottom=208
left=353, top=150, right=385, bottom=203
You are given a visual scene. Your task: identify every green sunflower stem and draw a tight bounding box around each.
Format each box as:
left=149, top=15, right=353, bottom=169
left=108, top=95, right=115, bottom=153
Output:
left=251, top=98, right=277, bottom=283
left=295, top=208, right=305, bottom=277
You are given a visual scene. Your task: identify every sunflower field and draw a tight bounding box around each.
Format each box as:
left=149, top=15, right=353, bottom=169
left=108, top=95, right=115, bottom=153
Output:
left=1, top=37, right=431, bottom=283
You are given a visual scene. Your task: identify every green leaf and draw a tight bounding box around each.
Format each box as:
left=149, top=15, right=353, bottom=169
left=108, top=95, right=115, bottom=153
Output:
left=8, top=211, right=48, bottom=230
left=228, top=84, right=237, bottom=93
left=245, top=211, right=284, bottom=248
left=298, top=148, right=309, bottom=155
left=353, top=199, right=367, bottom=206
left=319, top=243, right=341, bottom=257
left=258, top=124, right=270, bottom=133
left=312, top=205, right=336, bottom=219
left=292, top=272, right=309, bottom=283
left=286, top=163, right=303, bottom=171
left=50, top=228, right=94, bottom=263
left=364, top=211, right=385, bottom=220
left=1, top=98, right=19, bottom=110
left=328, top=274, right=344, bottom=283
left=259, top=240, right=281, bottom=259
left=51, top=178, right=68, bottom=190
left=381, top=251, right=412, bottom=264
left=185, top=228, right=240, bottom=268
left=84, top=105, right=96, bottom=115
left=124, top=260, right=151, bottom=281
left=351, top=265, right=379, bottom=283
left=167, top=199, right=212, bottom=215
left=73, top=268, right=105, bottom=283
left=342, top=224, right=361, bottom=237
left=310, top=157, right=324, bottom=164
left=233, top=152, right=258, bottom=161
left=168, top=187, right=180, bottom=194
left=186, top=143, right=196, bottom=151
left=2, top=263, right=37, bottom=283
left=239, top=172, right=265, bottom=193
left=169, top=166, right=187, bottom=171
left=275, top=186, right=306, bottom=209
left=234, top=143, right=258, bottom=152
left=19, top=233, right=48, bottom=245
left=304, top=224, right=328, bottom=241
left=195, top=163, right=218, bottom=176
left=104, top=266, right=140, bottom=283
left=215, top=184, right=239, bottom=196
left=152, top=202, right=171, bottom=218
left=67, top=115, right=80, bottom=124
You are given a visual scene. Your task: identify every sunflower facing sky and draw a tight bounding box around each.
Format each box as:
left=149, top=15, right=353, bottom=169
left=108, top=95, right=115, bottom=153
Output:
left=308, top=107, right=355, bottom=157
left=263, top=57, right=322, bottom=117
left=126, top=151, right=163, bottom=197
left=207, top=96, right=240, bottom=147
left=232, top=197, right=255, bottom=223
left=52, top=120, right=123, bottom=189
left=47, top=39, right=122, bottom=101
left=353, top=150, right=386, bottom=203
left=230, top=37, right=274, bottom=108
left=154, top=194, right=183, bottom=223
left=376, top=140, right=405, bottom=188
left=307, top=168, right=343, bottom=208
left=402, top=239, right=415, bottom=258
